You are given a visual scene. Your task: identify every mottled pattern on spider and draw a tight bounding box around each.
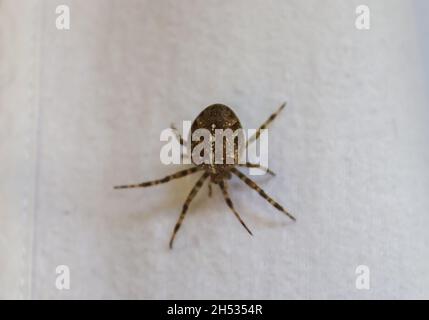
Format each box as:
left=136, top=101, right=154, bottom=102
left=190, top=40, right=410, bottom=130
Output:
left=114, top=103, right=295, bottom=248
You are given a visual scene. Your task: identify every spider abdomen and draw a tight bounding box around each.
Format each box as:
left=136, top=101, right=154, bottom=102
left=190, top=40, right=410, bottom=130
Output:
left=190, top=104, right=245, bottom=167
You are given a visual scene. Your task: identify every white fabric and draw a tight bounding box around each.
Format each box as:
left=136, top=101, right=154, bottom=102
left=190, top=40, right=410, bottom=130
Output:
left=1, top=0, right=428, bottom=299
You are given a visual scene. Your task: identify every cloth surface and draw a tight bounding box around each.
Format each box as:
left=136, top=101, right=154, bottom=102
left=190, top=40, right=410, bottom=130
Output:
left=1, top=0, right=429, bottom=299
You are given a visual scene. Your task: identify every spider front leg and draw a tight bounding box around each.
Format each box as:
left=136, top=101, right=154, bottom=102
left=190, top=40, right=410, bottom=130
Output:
left=169, top=172, right=209, bottom=249
left=231, top=167, right=295, bottom=221
left=218, top=180, right=253, bottom=236
left=246, top=102, right=286, bottom=148
left=114, top=167, right=202, bottom=189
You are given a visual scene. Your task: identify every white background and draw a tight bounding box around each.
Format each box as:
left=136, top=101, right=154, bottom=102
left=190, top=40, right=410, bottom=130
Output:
left=1, top=0, right=428, bottom=299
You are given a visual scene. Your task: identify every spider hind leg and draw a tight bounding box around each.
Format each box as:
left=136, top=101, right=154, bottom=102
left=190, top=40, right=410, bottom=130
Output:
left=231, top=167, right=295, bottom=221
left=169, top=172, right=209, bottom=249
left=219, top=180, right=253, bottom=236
left=238, top=162, right=276, bottom=176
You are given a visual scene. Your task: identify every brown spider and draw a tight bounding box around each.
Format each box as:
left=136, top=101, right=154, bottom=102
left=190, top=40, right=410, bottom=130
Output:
left=114, top=102, right=295, bottom=248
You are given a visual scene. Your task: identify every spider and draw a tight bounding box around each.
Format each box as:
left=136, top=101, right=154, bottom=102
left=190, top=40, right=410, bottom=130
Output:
left=114, top=102, right=295, bottom=248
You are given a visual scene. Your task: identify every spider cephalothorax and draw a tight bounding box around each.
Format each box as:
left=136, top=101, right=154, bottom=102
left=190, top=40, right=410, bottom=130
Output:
left=115, top=102, right=295, bottom=248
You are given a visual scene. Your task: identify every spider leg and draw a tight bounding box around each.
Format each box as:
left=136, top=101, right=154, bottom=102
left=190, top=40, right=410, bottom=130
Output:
left=231, top=167, right=295, bottom=221
left=171, top=123, right=192, bottom=162
left=218, top=180, right=253, bottom=236
left=170, top=123, right=185, bottom=146
left=114, top=167, right=202, bottom=189
left=238, top=162, right=276, bottom=176
left=208, top=181, right=212, bottom=197
left=246, top=102, right=286, bottom=148
left=169, top=172, right=209, bottom=249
